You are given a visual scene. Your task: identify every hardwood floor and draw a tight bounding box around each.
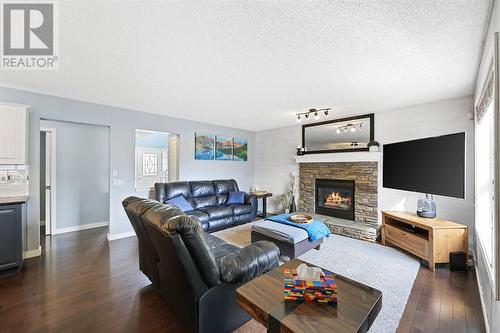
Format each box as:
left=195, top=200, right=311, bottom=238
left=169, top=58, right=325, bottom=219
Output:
left=0, top=227, right=485, bottom=333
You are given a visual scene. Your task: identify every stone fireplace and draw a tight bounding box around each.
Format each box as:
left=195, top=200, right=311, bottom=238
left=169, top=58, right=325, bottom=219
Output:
left=298, top=162, right=378, bottom=228
left=315, top=178, right=355, bottom=220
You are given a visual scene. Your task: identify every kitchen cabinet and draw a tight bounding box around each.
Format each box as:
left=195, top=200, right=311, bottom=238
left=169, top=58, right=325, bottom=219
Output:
left=0, top=104, right=28, bottom=164
left=0, top=199, right=25, bottom=275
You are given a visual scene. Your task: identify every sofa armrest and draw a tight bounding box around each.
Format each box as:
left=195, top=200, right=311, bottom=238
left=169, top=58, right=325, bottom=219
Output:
left=244, top=193, right=256, bottom=205
left=244, top=193, right=258, bottom=219
left=219, top=241, right=280, bottom=284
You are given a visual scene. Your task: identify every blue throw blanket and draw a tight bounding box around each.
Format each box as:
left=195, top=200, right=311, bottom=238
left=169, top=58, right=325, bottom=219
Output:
left=266, top=214, right=331, bottom=242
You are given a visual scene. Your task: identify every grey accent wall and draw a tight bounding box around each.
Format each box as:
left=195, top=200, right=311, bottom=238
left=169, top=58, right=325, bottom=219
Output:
left=0, top=87, right=255, bottom=252
left=40, top=120, right=110, bottom=229
left=39, top=131, right=46, bottom=224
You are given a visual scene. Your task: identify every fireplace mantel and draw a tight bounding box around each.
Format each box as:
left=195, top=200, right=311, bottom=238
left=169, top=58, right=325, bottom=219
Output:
left=294, top=152, right=382, bottom=164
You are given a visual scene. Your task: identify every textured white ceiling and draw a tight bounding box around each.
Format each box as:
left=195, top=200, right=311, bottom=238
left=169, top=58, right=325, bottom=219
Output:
left=0, top=1, right=492, bottom=131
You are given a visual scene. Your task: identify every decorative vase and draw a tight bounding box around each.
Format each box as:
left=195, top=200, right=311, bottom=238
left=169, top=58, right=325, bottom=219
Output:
left=289, top=196, right=297, bottom=213
left=367, top=140, right=380, bottom=152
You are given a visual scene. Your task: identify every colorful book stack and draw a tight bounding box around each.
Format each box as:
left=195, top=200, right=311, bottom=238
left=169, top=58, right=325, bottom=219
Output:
left=283, top=267, right=338, bottom=305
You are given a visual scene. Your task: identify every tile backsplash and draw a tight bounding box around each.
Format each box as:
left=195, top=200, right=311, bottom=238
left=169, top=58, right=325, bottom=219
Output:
left=0, top=165, right=29, bottom=197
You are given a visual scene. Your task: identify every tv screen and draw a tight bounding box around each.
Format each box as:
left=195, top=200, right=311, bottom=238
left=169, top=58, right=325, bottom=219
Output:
left=383, top=132, right=465, bottom=198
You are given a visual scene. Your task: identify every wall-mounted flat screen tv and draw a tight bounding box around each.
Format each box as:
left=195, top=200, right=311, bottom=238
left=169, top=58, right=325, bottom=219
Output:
left=383, top=132, right=465, bottom=198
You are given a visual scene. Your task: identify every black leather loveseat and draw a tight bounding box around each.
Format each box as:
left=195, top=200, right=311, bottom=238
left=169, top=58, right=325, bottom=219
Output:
left=155, top=179, right=257, bottom=232
left=123, top=197, right=279, bottom=333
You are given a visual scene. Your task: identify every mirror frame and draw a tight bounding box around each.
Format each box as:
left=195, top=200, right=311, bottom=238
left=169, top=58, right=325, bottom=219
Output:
left=301, top=113, right=375, bottom=154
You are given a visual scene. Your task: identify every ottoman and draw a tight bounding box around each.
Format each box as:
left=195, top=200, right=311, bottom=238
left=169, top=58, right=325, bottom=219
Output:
left=251, top=220, right=323, bottom=258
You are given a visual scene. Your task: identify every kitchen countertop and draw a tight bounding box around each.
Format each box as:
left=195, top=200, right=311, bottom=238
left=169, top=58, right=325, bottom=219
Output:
left=0, top=196, right=29, bottom=205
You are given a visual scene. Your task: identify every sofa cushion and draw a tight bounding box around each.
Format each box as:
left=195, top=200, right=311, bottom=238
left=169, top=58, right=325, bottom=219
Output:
left=217, top=194, right=228, bottom=205
left=208, top=217, right=234, bottom=232
left=165, top=181, right=191, bottom=201
left=186, top=210, right=209, bottom=224
left=213, top=179, right=238, bottom=194
left=206, top=234, right=228, bottom=248
left=190, top=181, right=215, bottom=197
left=166, top=195, right=193, bottom=212
left=227, top=191, right=245, bottom=204
left=230, top=204, right=253, bottom=216
left=192, top=195, right=218, bottom=209
left=213, top=243, right=241, bottom=263
left=201, top=206, right=234, bottom=219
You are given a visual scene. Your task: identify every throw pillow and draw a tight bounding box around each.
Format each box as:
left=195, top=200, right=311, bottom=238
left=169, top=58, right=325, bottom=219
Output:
left=166, top=195, right=193, bottom=212
left=227, top=191, right=246, bottom=204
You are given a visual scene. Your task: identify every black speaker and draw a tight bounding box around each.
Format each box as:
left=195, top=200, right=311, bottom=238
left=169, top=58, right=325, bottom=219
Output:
left=449, top=251, right=467, bottom=272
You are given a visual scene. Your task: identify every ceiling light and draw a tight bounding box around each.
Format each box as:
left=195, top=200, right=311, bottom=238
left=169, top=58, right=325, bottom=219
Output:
left=359, top=123, right=363, bottom=130
left=336, top=128, right=341, bottom=134
left=295, top=107, right=331, bottom=123
left=350, top=126, right=356, bottom=132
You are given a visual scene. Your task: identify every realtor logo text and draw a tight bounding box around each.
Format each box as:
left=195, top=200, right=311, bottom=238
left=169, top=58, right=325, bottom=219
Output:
left=2, top=1, right=59, bottom=70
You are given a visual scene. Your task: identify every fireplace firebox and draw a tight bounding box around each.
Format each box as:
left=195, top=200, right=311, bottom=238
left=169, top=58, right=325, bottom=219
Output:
left=315, top=179, right=355, bottom=220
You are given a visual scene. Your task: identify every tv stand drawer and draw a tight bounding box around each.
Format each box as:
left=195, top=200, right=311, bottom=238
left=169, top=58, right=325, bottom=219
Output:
left=385, top=224, right=429, bottom=259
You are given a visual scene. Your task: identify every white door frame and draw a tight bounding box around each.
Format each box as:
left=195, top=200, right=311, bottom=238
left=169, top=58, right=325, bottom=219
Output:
left=40, top=127, right=56, bottom=235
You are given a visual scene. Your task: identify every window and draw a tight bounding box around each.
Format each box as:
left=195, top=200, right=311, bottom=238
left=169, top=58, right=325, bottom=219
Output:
left=135, top=130, right=179, bottom=190
left=142, top=153, right=158, bottom=176
left=476, top=101, right=495, bottom=267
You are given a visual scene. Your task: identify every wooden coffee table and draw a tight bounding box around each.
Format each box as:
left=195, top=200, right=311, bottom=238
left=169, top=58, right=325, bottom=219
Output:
left=236, top=259, right=382, bottom=333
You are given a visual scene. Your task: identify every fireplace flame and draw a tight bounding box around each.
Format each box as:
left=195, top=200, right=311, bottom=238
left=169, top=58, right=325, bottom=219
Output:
left=324, top=192, right=351, bottom=209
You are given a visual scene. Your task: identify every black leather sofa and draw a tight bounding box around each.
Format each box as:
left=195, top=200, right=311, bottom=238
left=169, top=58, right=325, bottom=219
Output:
left=123, top=197, right=280, bottom=333
left=155, top=179, right=257, bottom=232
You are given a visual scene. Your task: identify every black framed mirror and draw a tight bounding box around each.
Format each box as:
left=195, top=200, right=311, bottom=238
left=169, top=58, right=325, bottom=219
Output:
left=302, top=113, right=374, bottom=154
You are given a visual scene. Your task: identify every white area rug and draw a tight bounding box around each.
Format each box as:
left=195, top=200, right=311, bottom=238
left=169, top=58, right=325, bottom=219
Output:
left=213, top=221, right=420, bottom=333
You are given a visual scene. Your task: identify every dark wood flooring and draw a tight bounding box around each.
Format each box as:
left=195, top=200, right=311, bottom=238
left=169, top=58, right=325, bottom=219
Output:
left=0, top=227, right=485, bottom=333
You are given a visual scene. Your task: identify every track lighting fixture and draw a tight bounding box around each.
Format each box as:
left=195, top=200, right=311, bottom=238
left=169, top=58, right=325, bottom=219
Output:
left=336, top=122, right=365, bottom=135
left=295, top=107, right=331, bottom=122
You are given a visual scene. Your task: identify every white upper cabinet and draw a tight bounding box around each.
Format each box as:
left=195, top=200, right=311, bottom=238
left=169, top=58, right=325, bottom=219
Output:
left=0, top=104, right=28, bottom=165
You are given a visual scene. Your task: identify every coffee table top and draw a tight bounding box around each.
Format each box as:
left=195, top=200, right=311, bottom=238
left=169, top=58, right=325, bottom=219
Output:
left=236, top=259, right=382, bottom=333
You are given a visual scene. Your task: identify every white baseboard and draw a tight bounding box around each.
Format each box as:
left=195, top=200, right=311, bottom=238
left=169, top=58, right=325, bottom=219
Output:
left=107, top=230, right=136, bottom=241
left=24, top=246, right=41, bottom=259
left=52, top=221, right=109, bottom=235
left=473, top=250, right=491, bottom=333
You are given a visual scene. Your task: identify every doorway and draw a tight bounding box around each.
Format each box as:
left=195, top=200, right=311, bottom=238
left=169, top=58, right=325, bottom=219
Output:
left=40, top=128, right=56, bottom=236
left=40, top=120, right=110, bottom=237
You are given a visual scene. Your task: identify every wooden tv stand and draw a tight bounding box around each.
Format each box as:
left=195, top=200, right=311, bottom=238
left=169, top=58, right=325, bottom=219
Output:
left=381, top=211, right=468, bottom=271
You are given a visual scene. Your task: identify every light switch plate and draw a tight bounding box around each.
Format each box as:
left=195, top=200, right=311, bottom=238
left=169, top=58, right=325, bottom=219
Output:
left=112, top=179, right=124, bottom=186
left=112, top=169, right=119, bottom=177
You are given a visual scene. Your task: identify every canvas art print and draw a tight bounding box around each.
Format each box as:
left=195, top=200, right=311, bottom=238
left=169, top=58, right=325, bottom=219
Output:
left=216, top=136, right=233, bottom=160
left=195, top=133, right=215, bottom=160
left=233, top=137, right=248, bottom=161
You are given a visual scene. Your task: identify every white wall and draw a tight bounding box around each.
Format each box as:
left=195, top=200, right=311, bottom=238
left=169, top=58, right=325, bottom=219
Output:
left=255, top=96, right=475, bottom=249
left=0, top=86, right=255, bottom=252
left=41, top=120, right=110, bottom=230
left=473, top=0, right=500, bottom=331
left=377, top=97, right=475, bottom=248
left=255, top=126, right=300, bottom=213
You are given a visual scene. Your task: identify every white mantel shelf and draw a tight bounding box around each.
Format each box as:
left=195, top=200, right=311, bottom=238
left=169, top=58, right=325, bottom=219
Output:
left=294, top=151, right=382, bottom=163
